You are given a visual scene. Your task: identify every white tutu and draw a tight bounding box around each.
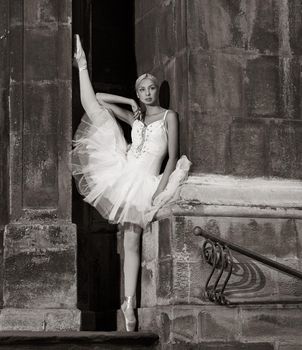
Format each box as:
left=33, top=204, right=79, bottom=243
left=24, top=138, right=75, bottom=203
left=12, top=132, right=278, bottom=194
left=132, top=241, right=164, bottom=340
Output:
left=71, top=105, right=191, bottom=229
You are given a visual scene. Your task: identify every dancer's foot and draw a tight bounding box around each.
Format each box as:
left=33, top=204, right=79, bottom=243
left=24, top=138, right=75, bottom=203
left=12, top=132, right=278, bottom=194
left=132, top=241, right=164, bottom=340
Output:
left=121, top=296, right=136, bottom=332
left=73, top=34, right=87, bottom=71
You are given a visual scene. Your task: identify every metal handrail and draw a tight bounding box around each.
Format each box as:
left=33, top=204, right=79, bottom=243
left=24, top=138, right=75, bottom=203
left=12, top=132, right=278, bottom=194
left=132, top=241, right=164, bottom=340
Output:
left=193, top=226, right=302, bottom=305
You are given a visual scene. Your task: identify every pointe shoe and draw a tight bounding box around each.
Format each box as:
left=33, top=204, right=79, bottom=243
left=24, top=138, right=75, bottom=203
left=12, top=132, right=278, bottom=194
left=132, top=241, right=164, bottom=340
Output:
left=73, top=34, right=87, bottom=71
left=121, top=296, right=136, bottom=332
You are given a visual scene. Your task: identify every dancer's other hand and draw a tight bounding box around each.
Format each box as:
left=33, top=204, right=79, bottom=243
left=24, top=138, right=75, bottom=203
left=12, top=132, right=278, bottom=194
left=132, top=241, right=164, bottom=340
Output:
left=73, top=34, right=87, bottom=71
left=130, top=100, right=142, bottom=120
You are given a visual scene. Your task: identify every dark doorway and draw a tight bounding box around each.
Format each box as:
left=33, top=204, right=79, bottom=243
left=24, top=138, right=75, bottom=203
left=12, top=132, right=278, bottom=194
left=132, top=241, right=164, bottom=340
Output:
left=72, top=0, right=137, bottom=331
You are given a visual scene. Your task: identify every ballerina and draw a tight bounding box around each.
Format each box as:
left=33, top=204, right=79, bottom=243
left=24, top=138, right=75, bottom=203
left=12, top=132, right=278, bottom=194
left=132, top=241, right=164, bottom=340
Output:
left=72, top=34, right=191, bottom=331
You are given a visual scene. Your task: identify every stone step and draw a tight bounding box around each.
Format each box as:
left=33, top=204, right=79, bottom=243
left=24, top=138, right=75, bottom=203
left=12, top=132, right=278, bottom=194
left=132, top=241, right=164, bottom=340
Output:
left=0, top=331, right=159, bottom=350
left=166, top=341, right=302, bottom=349
left=138, top=304, right=302, bottom=347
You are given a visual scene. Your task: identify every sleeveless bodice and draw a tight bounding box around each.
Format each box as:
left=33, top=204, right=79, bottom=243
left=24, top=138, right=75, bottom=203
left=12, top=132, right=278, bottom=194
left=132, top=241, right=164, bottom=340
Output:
left=127, top=114, right=168, bottom=175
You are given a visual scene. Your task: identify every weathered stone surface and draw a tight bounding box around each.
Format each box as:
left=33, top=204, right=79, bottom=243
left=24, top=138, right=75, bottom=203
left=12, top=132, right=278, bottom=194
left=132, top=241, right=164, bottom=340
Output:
left=3, top=224, right=77, bottom=309
left=23, top=83, right=58, bottom=134
left=171, top=308, right=198, bottom=343
left=198, top=307, right=239, bottom=341
left=268, top=122, right=302, bottom=178
left=245, top=55, right=280, bottom=118
left=0, top=308, right=81, bottom=332
left=24, top=0, right=59, bottom=26
left=240, top=305, right=302, bottom=340
left=279, top=345, right=302, bottom=350
left=24, top=28, right=57, bottom=81
left=0, top=330, right=159, bottom=349
left=188, top=52, right=244, bottom=116
left=190, top=119, right=229, bottom=174
left=135, top=8, right=159, bottom=74
left=157, top=259, right=173, bottom=303
left=138, top=0, right=302, bottom=178
left=180, top=175, right=302, bottom=212
left=187, top=0, right=279, bottom=53
left=144, top=214, right=302, bottom=305
left=141, top=260, right=157, bottom=307
left=169, top=342, right=274, bottom=350
left=23, top=134, right=58, bottom=208
left=230, top=120, right=266, bottom=176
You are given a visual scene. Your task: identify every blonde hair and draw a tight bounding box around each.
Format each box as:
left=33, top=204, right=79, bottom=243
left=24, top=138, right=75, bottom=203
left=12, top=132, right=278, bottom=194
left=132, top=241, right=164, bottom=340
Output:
left=135, top=73, right=159, bottom=91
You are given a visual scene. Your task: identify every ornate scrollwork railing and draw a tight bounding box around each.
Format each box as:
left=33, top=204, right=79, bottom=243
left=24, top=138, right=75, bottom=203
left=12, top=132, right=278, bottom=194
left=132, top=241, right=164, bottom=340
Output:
left=193, top=226, right=302, bottom=306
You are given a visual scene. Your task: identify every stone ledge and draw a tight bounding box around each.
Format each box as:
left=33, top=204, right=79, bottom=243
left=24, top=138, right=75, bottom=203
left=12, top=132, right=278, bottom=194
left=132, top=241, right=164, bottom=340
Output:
left=0, top=331, right=159, bottom=346
left=155, top=175, right=302, bottom=220
left=182, top=175, right=302, bottom=208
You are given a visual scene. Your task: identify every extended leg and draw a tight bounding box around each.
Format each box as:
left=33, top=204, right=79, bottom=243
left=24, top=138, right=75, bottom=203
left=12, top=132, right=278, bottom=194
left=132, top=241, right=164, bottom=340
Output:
left=122, top=224, right=142, bottom=331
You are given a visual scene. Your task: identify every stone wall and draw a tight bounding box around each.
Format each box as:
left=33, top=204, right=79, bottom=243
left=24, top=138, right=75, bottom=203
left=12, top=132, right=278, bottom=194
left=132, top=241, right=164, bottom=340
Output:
left=0, top=0, right=83, bottom=331
left=0, top=0, right=9, bottom=309
left=135, top=0, right=302, bottom=177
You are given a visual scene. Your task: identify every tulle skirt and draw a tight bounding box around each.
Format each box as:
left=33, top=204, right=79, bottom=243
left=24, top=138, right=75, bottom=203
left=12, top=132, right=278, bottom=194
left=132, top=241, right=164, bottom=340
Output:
left=71, top=107, right=191, bottom=229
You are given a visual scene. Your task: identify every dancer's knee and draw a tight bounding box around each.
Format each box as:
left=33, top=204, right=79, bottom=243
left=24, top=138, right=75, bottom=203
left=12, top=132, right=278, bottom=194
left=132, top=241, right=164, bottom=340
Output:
left=124, top=230, right=140, bottom=253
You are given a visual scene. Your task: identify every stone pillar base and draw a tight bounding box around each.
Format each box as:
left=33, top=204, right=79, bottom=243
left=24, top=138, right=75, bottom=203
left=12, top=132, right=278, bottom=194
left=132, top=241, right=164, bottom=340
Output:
left=0, top=308, right=83, bottom=331
left=1, top=223, right=91, bottom=331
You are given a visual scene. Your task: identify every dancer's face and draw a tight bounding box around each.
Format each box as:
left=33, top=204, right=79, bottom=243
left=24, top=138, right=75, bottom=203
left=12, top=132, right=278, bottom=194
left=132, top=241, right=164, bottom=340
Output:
left=136, top=78, right=159, bottom=105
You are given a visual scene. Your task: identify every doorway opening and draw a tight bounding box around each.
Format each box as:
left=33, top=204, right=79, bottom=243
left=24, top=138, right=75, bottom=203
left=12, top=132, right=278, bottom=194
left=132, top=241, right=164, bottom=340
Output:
left=72, top=0, right=137, bottom=331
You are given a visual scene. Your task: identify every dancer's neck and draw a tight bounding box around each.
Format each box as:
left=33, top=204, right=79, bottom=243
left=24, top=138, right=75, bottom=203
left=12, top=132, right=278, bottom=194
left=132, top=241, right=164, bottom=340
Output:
left=145, top=105, right=163, bottom=117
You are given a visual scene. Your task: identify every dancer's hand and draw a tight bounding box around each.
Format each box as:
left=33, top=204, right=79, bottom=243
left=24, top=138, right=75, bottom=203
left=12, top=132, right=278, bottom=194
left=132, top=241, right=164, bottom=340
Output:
left=73, top=34, right=87, bottom=71
left=130, top=100, right=142, bottom=120
left=151, top=189, right=162, bottom=206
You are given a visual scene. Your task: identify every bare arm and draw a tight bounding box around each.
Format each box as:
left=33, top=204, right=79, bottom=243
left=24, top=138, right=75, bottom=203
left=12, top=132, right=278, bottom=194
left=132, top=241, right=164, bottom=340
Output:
left=96, top=93, right=141, bottom=126
left=152, top=111, right=179, bottom=202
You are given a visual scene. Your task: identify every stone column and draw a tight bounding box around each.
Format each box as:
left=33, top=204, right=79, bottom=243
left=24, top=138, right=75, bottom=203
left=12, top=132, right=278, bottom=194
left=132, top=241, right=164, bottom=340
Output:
left=134, top=0, right=302, bottom=344
left=0, top=0, right=82, bottom=331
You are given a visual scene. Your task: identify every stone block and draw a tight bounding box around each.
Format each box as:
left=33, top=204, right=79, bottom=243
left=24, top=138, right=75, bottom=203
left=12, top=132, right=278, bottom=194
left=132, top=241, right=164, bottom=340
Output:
left=8, top=83, right=23, bottom=133
left=158, top=2, right=176, bottom=64
left=141, top=0, right=158, bottom=17
left=157, top=259, right=173, bottom=303
left=190, top=118, right=229, bottom=174
left=23, top=83, right=58, bottom=134
left=9, top=25, right=24, bottom=83
left=0, top=308, right=81, bottom=331
left=198, top=306, right=240, bottom=341
left=135, top=8, right=160, bottom=74
left=58, top=0, right=71, bottom=24
left=248, top=0, right=279, bottom=53
left=9, top=0, right=23, bottom=27
left=268, top=122, right=302, bottom=179
left=188, top=52, right=244, bottom=116
left=141, top=260, right=157, bottom=307
left=138, top=307, right=158, bottom=332
left=187, top=0, right=278, bottom=53
left=171, top=307, right=198, bottom=343
left=225, top=257, right=278, bottom=303
left=279, top=344, right=302, bottom=350
left=23, top=134, right=58, bottom=208
left=175, top=0, right=187, bottom=52
left=288, top=0, right=302, bottom=56
left=245, top=55, right=280, bottom=118
left=3, top=224, right=77, bottom=309
left=24, top=0, right=59, bottom=26
left=158, top=218, right=172, bottom=260
left=279, top=57, right=300, bottom=120
left=57, top=24, right=72, bottom=80
left=24, top=28, right=57, bottom=81
left=240, top=305, right=302, bottom=340
left=276, top=258, right=302, bottom=300
left=278, top=219, right=300, bottom=258
left=229, top=120, right=266, bottom=176
left=143, top=222, right=158, bottom=263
